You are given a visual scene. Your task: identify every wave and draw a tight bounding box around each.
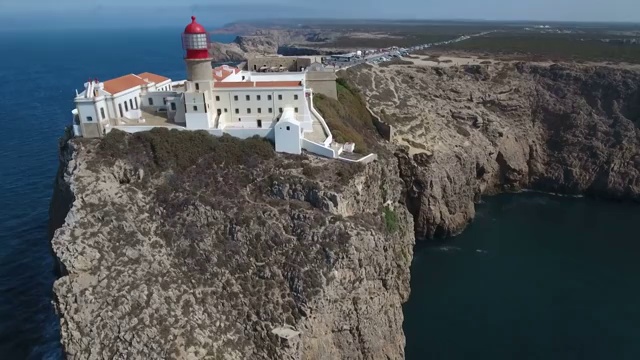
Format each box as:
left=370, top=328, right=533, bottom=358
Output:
left=431, top=246, right=462, bottom=253
left=521, top=189, right=585, bottom=198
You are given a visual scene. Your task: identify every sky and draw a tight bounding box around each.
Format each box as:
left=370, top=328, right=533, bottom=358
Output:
left=0, top=0, right=638, bottom=30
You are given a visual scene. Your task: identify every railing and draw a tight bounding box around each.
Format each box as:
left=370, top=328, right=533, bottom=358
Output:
left=338, top=153, right=378, bottom=164
left=306, top=92, right=333, bottom=146
left=302, top=138, right=336, bottom=159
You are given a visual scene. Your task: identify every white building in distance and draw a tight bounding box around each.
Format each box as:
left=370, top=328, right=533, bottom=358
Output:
left=71, top=16, right=343, bottom=159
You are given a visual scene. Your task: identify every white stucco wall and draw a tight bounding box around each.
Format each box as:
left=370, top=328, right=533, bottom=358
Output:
left=143, top=91, right=179, bottom=110
left=224, top=128, right=273, bottom=140
left=275, top=113, right=302, bottom=155
left=76, top=102, right=99, bottom=123
left=213, top=88, right=307, bottom=128
left=301, top=139, right=336, bottom=158
left=186, top=112, right=211, bottom=130
left=248, top=73, right=305, bottom=82
left=112, top=89, right=142, bottom=118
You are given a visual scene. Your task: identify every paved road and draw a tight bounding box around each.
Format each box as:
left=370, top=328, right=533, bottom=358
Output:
left=324, top=30, right=497, bottom=70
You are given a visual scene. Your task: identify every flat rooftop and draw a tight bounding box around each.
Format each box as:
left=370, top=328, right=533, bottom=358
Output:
left=114, top=110, right=185, bottom=128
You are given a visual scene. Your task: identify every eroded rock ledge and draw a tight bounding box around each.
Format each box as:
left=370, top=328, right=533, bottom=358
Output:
left=49, top=130, right=413, bottom=359
left=345, top=62, right=640, bottom=239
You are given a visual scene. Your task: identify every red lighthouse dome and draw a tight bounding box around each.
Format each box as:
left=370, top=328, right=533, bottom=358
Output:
left=182, top=16, right=210, bottom=60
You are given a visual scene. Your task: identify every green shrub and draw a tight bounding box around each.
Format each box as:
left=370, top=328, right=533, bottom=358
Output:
left=384, top=206, right=399, bottom=233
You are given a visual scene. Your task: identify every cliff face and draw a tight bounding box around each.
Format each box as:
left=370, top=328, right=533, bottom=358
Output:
left=344, top=62, right=640, bottom=240
left=50, top=130, right=413, bottom=359
left=209, top=29, right=337, bottom=62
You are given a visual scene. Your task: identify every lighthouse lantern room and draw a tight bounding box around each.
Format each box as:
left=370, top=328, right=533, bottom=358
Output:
left=182, top=16, right=210, bottom=60
left=182, top=16, right=213, bottom=82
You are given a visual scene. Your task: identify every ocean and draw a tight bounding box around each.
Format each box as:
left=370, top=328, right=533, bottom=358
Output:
left=0, top=28, right=234, bottom=359
left=1, top=28, right=639, bottom=360
left=404, top=193, right=640, bottom=360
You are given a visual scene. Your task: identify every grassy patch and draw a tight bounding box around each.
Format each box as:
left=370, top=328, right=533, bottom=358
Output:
left=314, top=77, right=380, bottom=153
left=383, top=206, right=399, bottom=233
left=440, top=33, right=640, bottom=64
left=379, top=58, right=414, bottom=67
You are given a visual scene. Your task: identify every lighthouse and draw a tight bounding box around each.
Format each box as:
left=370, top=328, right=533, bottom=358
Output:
left=182, top=16, right=213, bottom=81
left=182, top=16, right=215, bottom=130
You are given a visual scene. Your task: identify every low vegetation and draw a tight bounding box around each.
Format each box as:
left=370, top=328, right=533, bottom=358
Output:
left=314, top=77, right=380, bottom=153
left=379, top=58, right=414, bottom=67
left=97, top=128, right=275, bottom=172
left=383, top=206, right=398, bottom=233
left=440, top=33, right=640, bottom=64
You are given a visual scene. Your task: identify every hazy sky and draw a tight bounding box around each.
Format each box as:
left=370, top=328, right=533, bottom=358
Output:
left=1, top=0, right=638, bottom=29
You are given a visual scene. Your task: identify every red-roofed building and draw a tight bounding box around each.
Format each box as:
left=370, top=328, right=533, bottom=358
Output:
left=72, top=16, right=342, bottom=159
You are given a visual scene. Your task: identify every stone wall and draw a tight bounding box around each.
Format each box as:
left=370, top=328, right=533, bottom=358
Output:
left=306, top=71, right=338, bottom=100
left=247, top=56, right=312, bottom=72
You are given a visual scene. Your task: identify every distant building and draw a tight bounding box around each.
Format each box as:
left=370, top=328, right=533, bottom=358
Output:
left=72, top=16, right=347, bottom=159
left=247, top=55, right=311, bottom=72
left=330, top=53, right=356, bottom=62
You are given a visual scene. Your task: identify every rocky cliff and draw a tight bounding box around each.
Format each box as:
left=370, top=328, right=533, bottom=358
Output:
left=344, top=62, right=640, bottom=240
left=50, top=129, right=413, bottom=359
left=209, top=29, right=337, bottom=62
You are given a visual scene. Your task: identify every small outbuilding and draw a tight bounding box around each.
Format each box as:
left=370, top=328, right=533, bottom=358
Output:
left=275, top=108, right=302, bottom=155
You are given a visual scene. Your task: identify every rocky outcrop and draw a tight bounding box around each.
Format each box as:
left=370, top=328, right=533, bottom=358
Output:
left=344, top=62, right=640, bottom=240
left=49, top=130, right=413, bottom=359
left=209, top=28, right=339, bottom=62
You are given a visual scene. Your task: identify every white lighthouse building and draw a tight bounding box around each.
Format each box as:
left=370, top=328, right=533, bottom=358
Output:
left=71, top=16, right=345, bottom=158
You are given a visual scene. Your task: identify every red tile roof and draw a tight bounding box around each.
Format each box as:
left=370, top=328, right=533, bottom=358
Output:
left=137, top=72, right=170, bottom=84
left=214, top=81, right=302, bottom=88
left=102, top=72, right=171, bottom=94
left=103, top=74, right=149, bottom=95
left=212, top=66, right=240, bottom=81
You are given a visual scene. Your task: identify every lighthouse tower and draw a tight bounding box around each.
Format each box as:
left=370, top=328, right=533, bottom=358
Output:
left=182, top=16, right=215, bottom=130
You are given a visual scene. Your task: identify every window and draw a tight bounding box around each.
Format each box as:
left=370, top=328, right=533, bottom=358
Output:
left=268, top=108, right=273, bottom=113
left=100, top=107, right=105, bottom=119
left=247, top=108, right=251, bottom=114
left=268, top=95, right=272, bottom=100
left=118, top=104, right=123, bottom=117
left=163, top=98, right=167, bottom=105
left=257, top=95, right=261, bottom=101
left=242, top=76, right=245, bottom=80
left=278, top=94, right=282, bottom=100
left=86, top=116, right=93, bottom=121
left=171, top=103, right=176, bottom=111
left=286, top=126, right=290, bottom=131
left=217, top=109, right=222, bottom=115
left=294, top=94, right=298, bottom=100
left=124, top=101, right=129, bottom=112
left=134, top=97, right=138, bottom=109
left=257, top=108, right=262, bottom=114
left=148, top=98, right=154, bottom=105
left=195, top=83, right=200, bottom=91
left=216, top=96, right=220, bottom=101
left=129, top=99, right=133, bottom=108
left=224, top=108, right=228, bottom=113
left=193, top=106, right=198, bottom=111
left=257, top=119, right=262, bottom=128
left=235, top=108, right=239, bottom=114
left=246, top=95, right=250, bottom=101
left=279, top=107, right=283, bottom=113
left=234, top=95, right=238, bottom=101
left=295, top=108, right=299, bottom=113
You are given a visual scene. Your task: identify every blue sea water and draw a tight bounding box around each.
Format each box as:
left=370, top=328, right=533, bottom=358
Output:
left=0, top=28, right=234, bottom=359
left=404, top=193, right=640, bottom=360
